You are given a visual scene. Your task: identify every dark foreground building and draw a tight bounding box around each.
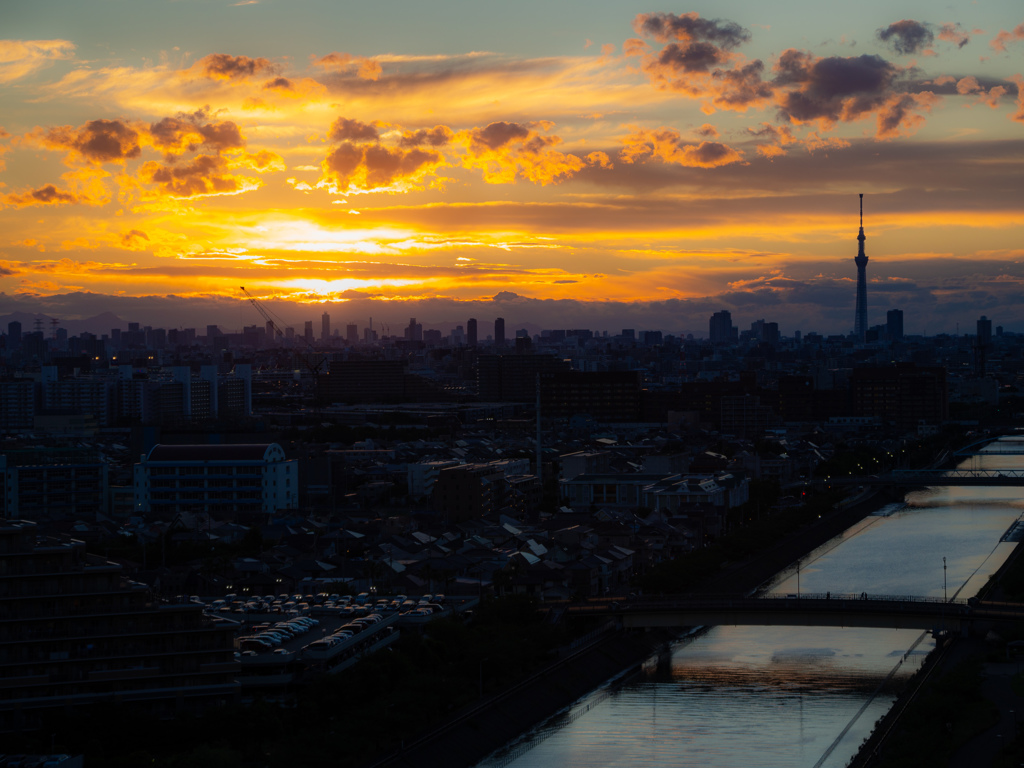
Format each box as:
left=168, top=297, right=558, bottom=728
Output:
left=0, top=520, right=237, bottom=732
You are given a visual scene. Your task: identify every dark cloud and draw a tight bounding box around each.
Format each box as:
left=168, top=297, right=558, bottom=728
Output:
left=121, top=229, right=149, bottom=247
left=149, top=114, right=244, bottom=156
left=321, top=142, right=441, bottom=189
left=634, top=12, right=751, bottom=49
left=141, top=155, right=244, bottom=197
left=398, top=126, right=453, bottom=148
left=41, top=119, right=142, bottom=163
left=195, top=53, right=273, bottom=80
left=197, top=121, right=244, bottom=150
left=3, top=184, right=78, bottom=207
left=775, top=52, right=898, bottom=124
left=877, top=20, right=934, bottom=55
left=327, top=117, right=379, bottom=142
left=656, top=41, right=731, bottom=74
left=262, top=77, right=294, bottom=91
left=149, top=116, right=192, bottom=149
left=689, top=142, right=742, bottom=166
left=363, top=145, right=441, bottom=187
left=471, top=122, right=530, bottom=150
left=712, top=60, right=774, bottom=109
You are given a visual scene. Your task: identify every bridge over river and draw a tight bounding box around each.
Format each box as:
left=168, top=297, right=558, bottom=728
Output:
left=565, top=594, right=1024, bottom=633
left=835, top=433, right=1024, bottom=487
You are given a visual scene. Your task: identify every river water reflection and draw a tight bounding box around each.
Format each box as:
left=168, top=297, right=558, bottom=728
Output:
left=477, top=446, right=1024, bottom=768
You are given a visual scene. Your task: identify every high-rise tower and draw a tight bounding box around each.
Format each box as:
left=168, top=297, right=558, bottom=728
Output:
left=854, top=193, right=868, bottom=342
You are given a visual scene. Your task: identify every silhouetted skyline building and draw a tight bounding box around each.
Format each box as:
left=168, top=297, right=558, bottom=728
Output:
left=709, top=310, right=736, bottom=344
left=978, top=315, right=992, bottom=346
left=321, top=312, right=330, bottom=341
left=977, top=315, right=993, bottom=376
left=7, top=321, right=20, bottom=351
left=494, top=317, right=505, bottom=347
left=467, top=317, right=478, bottom=346
left=887, top=309, right=904, bottom=341
left=854, top=193, right=869, bottom=342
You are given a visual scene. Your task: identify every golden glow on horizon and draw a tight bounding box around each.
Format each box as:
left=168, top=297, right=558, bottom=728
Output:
left=3, top=6, right=1024, bottom=334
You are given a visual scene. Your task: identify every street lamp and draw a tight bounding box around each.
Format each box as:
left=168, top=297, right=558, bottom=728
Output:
left=943, top=557, right=947, bottom=603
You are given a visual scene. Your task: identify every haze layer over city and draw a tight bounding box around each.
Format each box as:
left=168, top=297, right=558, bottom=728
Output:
left=2, top=0, right=1024, bottom=335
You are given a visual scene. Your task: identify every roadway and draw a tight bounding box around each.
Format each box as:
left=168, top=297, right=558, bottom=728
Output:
left=565, top=594, right=1024, bottom=633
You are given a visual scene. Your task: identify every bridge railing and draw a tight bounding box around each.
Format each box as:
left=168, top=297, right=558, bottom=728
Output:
left=565, top=593, right=969, bottom=612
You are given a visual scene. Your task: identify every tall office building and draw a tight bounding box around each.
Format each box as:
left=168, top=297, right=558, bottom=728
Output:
left=886, top=309, right=904, bottom=341
left=709, top=310, right=735, bottom=344
left=854, top=193, right=869, bottom=342
left=977, top=315, right=993, bottom=376
left=304, top=320, right=314, bottom=344
left=321, top=311, right=331, bottom=341
left=6, top=321, right=21, bottom=351
left=977, top=315, right=992, bottom=346
left=467, top=317, right=478, bottom=347
left=495, top=317, right=505, bottom=348
left=347, top=323, right=359, bottom=344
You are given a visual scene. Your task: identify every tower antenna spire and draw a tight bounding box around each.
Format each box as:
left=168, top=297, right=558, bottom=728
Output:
left=854, top=193, right=869, bottom=341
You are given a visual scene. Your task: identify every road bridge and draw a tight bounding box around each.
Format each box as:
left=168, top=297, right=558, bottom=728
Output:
left=953, top=434, right=1024, bottom=456
left=835, top=434, right=1024, bottom=487
left=833, top=469, right=1024, bottom=487
left=565, top=594, right=1024, bottom=633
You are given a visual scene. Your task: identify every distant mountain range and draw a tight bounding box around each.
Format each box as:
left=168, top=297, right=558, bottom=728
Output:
left=0, top=311, right=126, bottom=338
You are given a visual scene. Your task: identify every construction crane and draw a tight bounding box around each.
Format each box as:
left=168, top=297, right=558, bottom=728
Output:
left=240, top=286, right=327, bottom=405
left=241, top=286, right=284, bottom=339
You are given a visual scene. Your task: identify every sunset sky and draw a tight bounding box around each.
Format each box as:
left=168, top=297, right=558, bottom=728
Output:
left=2, top=0, right=1023, bottom=337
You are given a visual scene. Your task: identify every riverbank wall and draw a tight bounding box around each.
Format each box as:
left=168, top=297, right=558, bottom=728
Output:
left=848, top=524, right=1024, bottom=767
left=365, top=626, right=677, bottom=768
left=362, top=486, right=901, bottom=768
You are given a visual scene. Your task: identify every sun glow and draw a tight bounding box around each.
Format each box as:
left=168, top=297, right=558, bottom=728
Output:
left=239, top=220, right=418, bottom=255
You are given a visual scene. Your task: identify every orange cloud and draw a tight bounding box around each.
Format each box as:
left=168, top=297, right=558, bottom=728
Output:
left=314, top=52, right=382, bottom=81
left=0, top=39, right=75, bottom=83
left=937, top=23, right=972, bottom=49
left=230, top=149, right=285, bottom=172
left=619, top=126, right=744, bottom=168
left=956, top=76, right=1009, bottom=109
left=460, top=121, right=600, bottom=185
left=990, top=23, right=1024, bottom=52
left=1010, top=75, right=1024, bottom=123
left=121, top=229, right=150, bottom=249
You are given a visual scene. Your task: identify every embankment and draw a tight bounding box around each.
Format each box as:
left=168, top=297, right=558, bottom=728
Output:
left=365, top=487, right=898, bottom=768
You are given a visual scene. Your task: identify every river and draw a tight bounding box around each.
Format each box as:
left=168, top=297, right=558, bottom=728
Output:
left=476, top=442, right=1024, bottom=768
